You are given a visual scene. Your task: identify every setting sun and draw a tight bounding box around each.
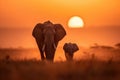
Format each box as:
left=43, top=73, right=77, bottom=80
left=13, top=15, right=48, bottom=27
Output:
left=68, top=16, right=84, bottom=28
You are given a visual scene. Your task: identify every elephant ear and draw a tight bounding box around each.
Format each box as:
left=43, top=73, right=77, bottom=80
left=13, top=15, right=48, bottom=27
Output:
left=63, top=43, right=69, bottom=52
left=72, top=43, right=79, bottom=52
left=54, top=24, right=66, bottom=42
left=32, top=23, right=44, bottom=39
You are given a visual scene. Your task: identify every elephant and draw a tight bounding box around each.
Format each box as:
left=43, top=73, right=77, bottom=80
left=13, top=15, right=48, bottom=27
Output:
left=63, top=43, right=79, bottom=61
left=32, top=21, right=66, bottom=61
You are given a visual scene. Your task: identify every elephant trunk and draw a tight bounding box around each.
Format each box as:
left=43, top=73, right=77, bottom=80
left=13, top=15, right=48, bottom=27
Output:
left=44, top=34, right=56, bottom=50
left=42, top=43, right=56, bottom=52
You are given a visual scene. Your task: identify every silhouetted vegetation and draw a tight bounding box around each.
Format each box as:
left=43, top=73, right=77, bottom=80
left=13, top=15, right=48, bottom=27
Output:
left=0, top=60, right=120, bottom=80
left=0, top=43, right=120, bottom=80
left=115, top=43, right=120, bottom=49
left=90, top=44, right=114, bottom=49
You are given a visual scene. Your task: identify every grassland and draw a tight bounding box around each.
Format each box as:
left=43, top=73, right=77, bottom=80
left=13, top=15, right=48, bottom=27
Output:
left=0, top=47, right=120, bottom=80
left=0, top=59, right=120, bottom=80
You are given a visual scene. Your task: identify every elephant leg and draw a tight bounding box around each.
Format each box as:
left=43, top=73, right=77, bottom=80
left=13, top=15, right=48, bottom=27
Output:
left=45, top=47, right=55, bottom=61
left=65, top=52, right=73, bottom=61
left=40, top=49, right=45, bottom=61
left=45, top=52, right=55, bottom=61
left=36, top=40, right=45, bottom=61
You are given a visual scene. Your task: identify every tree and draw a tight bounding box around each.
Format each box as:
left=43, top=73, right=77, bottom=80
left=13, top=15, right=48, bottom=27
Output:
left=115, top=43, right=120, bottom=49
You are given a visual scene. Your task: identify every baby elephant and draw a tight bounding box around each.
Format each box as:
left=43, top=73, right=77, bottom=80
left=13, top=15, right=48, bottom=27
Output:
left=63, top=43, right=79, bottom=61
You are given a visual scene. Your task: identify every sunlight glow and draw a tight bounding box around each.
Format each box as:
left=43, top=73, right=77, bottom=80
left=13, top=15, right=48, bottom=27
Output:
left=68, top=16, right=84, bottom=28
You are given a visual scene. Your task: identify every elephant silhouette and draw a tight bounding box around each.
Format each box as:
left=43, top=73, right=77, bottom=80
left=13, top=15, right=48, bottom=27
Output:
left=63, top=43, right=79, bottom=61
left=32, top=21, right=66, bottom=61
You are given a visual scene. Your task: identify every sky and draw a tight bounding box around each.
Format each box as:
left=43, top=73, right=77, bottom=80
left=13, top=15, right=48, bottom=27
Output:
left=0, top=0, right=120, bottom=48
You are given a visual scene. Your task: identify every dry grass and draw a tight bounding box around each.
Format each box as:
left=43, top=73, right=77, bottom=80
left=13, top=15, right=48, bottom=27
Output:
left=0, top=47, right=120, bottom=80
left=0, top=59, right=120, bottom=80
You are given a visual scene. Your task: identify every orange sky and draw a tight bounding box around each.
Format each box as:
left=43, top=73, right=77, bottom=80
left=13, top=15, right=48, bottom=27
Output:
left=0, top=0, right=120, bottom=27
left=0, top=0, right=120, bottom=48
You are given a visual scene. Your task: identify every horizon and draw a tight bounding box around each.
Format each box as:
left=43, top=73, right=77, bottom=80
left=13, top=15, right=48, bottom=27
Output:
left=0, top=25, right=120, bottom=48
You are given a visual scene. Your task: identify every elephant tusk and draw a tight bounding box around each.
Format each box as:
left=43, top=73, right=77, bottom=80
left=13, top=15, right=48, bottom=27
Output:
left=53, top=43, right=56, bottom=50
left=42, top=44, right=45, bottom=52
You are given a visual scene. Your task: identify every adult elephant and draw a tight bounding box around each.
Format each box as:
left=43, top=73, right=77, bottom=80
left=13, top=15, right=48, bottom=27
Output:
left=32, top=21, right=66, bottom=61
left=63, top=43, right=79, bottom=61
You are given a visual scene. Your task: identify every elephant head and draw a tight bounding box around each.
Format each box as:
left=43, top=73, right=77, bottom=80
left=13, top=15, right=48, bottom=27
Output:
left=32, top=21, right=66, bottom=61
left=63, top=42, right=79, bottom=61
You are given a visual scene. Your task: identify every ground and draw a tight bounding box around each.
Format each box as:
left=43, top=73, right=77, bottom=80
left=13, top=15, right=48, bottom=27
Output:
left=0, top=47, right=120, bottom=80
left=0, top=60, right=120, bottom=80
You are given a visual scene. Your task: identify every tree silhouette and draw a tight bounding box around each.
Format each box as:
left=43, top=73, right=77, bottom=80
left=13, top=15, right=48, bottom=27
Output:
left=115, top=43, right=120, bottom=49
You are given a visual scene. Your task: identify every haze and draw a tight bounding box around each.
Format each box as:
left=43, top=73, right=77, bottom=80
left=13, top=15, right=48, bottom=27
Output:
left=0, top=0, right=120, bottom=48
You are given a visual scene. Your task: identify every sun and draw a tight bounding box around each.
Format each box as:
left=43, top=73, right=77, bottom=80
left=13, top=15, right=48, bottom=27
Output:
left=68, top=16, right=84, bottom=28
